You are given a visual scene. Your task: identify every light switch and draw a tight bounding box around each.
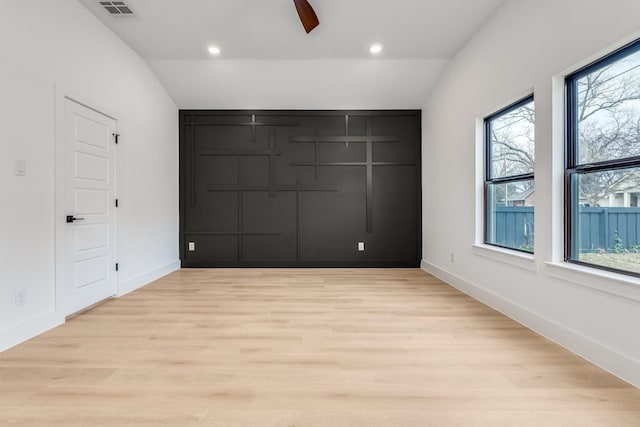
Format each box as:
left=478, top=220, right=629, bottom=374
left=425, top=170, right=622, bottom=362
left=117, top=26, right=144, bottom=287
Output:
left=188, top=241, right=195, bottom=251
left=14, top=160, right=26, bottom=176
left=358, top=242, right=365, bottom=251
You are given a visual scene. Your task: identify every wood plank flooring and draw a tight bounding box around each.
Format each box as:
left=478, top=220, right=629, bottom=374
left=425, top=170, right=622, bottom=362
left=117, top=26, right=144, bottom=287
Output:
left=1, top=268, right=639, bottom=426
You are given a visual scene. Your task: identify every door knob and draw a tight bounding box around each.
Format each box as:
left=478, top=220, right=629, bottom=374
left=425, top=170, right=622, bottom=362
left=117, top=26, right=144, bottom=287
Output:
left=66, top=215, right=85, bottom=223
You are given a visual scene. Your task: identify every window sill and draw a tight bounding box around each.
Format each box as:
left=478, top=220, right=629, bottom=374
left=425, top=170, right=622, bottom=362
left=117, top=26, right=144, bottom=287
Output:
left=546, top=261, right=640, bottom=303
left=471, top=244, right=537, bottom=272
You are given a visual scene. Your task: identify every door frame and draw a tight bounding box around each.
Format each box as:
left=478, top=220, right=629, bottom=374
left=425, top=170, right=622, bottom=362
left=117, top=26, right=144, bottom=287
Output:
left=54, top=86, right=121, bottom=317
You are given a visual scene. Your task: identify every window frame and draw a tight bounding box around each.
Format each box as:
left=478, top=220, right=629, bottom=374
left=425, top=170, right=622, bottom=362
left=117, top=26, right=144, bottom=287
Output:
left=565, top=38, right=640, bottom=277
left=483, top=94, right=535, bottom=253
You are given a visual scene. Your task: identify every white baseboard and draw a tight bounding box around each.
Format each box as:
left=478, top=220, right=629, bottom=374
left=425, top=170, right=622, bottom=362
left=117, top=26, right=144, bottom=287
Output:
left=421, top=259, right=640, bottom=388
left=0, top=311, right=64, bottom=352
left=0, top=260, right=180, bottom=353
left=118, top=259, right=180, bottom=297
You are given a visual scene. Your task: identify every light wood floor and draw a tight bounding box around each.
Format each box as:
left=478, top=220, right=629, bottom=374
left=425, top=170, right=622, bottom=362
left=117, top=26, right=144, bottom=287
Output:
left=1, top=269, right=639, bottom=426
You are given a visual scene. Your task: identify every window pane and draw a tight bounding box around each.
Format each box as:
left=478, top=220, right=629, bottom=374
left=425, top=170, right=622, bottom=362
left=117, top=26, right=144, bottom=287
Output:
left=486, top=179, right=535, bottom=252
left=489, top=100, right=535, bottom=179
left=571, top=167, right=640, bottom=274
left=576, top=48, right=640, bottom=165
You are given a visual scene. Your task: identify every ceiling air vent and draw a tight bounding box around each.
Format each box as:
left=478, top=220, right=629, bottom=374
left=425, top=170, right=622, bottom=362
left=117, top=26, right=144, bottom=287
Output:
left=99, top=1, right=134, bottom=16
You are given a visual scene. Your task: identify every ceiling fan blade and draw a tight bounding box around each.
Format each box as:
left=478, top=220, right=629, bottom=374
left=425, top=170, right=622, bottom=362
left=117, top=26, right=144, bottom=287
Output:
left=293, top=0, right=319, bottom=33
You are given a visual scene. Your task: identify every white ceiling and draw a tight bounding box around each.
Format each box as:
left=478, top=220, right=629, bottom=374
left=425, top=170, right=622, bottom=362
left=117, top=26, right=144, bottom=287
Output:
left=78, top=0, right=505, bottom=108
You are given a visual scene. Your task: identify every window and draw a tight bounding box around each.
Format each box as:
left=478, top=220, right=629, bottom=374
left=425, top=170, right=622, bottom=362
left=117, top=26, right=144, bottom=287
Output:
left=566, top=39, right=640, bottom=276
left=484, top=96, right=535, bottom=253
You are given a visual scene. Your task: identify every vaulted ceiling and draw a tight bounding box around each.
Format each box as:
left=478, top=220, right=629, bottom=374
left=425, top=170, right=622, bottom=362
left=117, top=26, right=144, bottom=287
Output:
left=79, top=0, right=505, bottom=108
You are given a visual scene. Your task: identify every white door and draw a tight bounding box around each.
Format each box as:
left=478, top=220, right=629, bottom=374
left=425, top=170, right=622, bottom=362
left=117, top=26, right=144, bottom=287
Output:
left=63, top=99, right=117, bottom=316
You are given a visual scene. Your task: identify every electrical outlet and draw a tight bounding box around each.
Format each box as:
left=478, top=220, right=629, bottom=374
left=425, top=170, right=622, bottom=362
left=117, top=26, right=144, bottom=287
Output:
left=358, top=242, right=365, bottom=251
left=14, top=160, right=26, bottom=176
left=15, top=289, right=26, bottom=307
left=450, top=252, right=455, bottom=263
left=188, top=241, right=195, bottom=251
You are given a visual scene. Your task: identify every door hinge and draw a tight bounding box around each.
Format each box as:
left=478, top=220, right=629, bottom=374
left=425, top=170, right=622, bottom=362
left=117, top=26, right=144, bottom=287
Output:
left=115, top=263, right=119, bottom=272
left=113, top=133, right=120, bottom=144
left=115, top=199, right=119, bottom=208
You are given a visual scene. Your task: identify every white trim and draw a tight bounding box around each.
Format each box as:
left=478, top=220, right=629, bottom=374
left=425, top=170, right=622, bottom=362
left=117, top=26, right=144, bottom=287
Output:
left=474, top=88, right=536, bottom=253
left=474, top=117, right=485, bottom=244
left=118, top=260, right=181, bottom=297
left=55, top=85, right=120, bottom=122
left=421, top=259, right=640, bottom=388
left=546, top=261, right=640, bottom=303
left=550, top=75, right=566, bottom=263
left=471, top=243, right=538, bottom=272
left=478, top=87, right=536, bottom=121
left=0, top=261, right=179, bottom=352
left=54, top=85, right=65, bottom=316
left=0, top=311, right=64, bottom=352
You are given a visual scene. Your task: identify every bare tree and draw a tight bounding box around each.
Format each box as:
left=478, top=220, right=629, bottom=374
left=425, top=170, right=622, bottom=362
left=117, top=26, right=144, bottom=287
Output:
left=489, top=55, right=640, bottom=207
left=490, top=103, right=535, bottom=179
left=576, top=57, right=640, bottom=206
left=489, top=102, right=535, bottom=208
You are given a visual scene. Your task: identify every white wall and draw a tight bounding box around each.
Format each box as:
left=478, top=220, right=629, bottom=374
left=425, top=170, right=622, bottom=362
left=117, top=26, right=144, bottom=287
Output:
left=148, top=59, right=448, bottom=109
left=0, top=0, right=179, bottom=350
left=422, top=0, right=640, bottom=387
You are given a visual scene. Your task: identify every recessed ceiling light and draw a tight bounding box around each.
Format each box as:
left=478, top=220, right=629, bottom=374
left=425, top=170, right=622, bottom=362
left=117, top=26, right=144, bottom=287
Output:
left=208, top=46, right=221, bottom=55
left=369, top=44, right=383, bottom=54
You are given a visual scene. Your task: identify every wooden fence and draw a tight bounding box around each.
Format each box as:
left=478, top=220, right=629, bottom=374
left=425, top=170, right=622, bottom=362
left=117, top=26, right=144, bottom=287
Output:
left=494, top=206, right=640, bottom=252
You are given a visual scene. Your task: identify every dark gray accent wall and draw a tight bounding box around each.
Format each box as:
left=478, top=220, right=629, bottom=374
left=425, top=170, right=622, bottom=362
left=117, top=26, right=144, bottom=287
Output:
left=179, top=110, right=421, bottom=267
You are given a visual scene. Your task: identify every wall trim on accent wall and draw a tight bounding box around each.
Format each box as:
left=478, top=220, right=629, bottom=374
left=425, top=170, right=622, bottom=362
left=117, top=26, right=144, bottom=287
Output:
left=421, top=259, right=640, bottom=388
left=180, top=110, right=421, bottom=267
